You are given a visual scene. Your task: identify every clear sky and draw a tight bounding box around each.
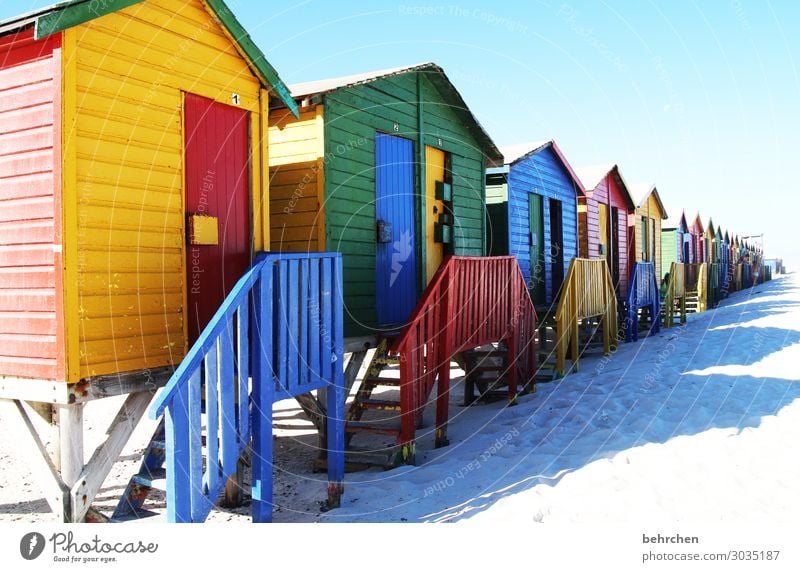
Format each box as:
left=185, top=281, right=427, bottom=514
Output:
left=2, top=0, right=797, bottom=268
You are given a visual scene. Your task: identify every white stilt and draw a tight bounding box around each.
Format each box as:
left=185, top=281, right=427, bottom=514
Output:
left=57, top=404, right=84, bottom=492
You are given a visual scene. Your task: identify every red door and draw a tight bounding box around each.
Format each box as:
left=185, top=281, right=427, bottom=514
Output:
left=184, top=94, right=251, bottom=343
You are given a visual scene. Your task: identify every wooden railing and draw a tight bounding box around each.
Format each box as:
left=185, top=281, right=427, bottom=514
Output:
left=390, top=256, right=537, bottom=463
left=697, top=262, right=709, bottom=312
left=553, top=259, right=617, bottom=376
left=625, top=262, right=660, bottom=342
left=662, top=262, right=686, bottom=328
left=150, top=253, right=345, bottom=523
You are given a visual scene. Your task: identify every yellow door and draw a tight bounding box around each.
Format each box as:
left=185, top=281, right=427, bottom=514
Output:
left=598, top=202, right=608, bottom=258
left=425, top=146, right=445, bottom=283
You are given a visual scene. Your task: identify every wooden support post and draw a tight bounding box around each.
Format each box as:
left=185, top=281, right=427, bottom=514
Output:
left=435, top=268, right=453, bottom=446
left=57, top=403, right=84, bottom=503
left=326, top=254, right=345, bottom=508
left=221, top=460, right=244, bottom=508
left=251, top=267, right=274, bottom=523
left=313, top=350, right=366, bottom=456
left=165, top=382, right=192, bottom=523
left=70, top=391, right=152, bottom=522
left=398, top=351, right=416, bottom=465
left=505, top=266, right=519, bottom=406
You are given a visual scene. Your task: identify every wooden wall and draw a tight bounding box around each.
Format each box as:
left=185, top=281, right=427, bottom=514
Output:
left=268, top=105, right=325, bottom=252
left=321, top=71, right=488, bottom=335
left=66, top=0, right=266, bottom=381
left=0, top=29, right=64, bottom=380
left=507, top=145, right=579, bottom=304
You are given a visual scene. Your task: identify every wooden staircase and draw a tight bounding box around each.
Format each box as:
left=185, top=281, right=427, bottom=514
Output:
left=625, top=262, right=661, bottom=343
left=128, top=252, right=347, bottom=523
left=111, top=419, right=167, bottom=521
left=662, top=262, right=687, bottom=327
left=345, top=256, right=538, bottom=466
left=554, top=259, right=618, bottom=376
left=462, top=343, right=532, bottom=404
left=341, top=339, right=407, bottom=468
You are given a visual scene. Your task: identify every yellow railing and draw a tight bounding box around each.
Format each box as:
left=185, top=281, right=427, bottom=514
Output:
left=662, top=262, right=686, bottom=328
left=554, top=258, right=618, bottom=376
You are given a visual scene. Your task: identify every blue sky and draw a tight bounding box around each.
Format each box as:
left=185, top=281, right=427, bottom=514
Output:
left=2, top=0, right=797, bottom=267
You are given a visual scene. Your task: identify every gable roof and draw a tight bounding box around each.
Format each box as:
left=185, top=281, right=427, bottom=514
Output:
left=664, top=209, right=688, bottom=231
left=284, top=63, right=503, bottom=167
left=499, top=140, right=586, bottom=195
left=687, top=211, right=704, bottom=232
left=574, top=164, right=636, bottom=210
left=0, top=0, right=298, bottom=116
left=630, top=182, right=668, bottom=219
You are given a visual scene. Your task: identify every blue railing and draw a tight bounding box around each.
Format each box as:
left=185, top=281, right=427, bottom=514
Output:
left=150, top=252, right=345, bottom=523
left=626, top=262, right=661, bottom=342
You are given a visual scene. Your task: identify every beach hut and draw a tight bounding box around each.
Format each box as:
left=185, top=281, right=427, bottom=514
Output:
left=485, top=140, right=584, bottom=307
left=576, top=165, right=636, bottom=295
left=268, top=63, right=503, bottom=336
left=687, top=212, right=705, bottom=263
left=705, top=218, right=718, bottom=263
left=628, top=183, right=669, bottom=284
left=661, top=210, right=690, bottom=282
left=0, top=0, right=347, bottom=524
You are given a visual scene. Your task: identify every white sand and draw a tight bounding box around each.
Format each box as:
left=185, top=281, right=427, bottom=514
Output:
left=0, top=273, right=797, bottom=524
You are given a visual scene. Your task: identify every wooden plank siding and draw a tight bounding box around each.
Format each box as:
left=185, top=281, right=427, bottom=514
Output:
left=485, top=178, right=508, bottom=255
left=579, top=172, right=631, bottom=295
left=506, top=146, right=579, bottom=304
left=661, top=229, right=678, bottom=282
left=322, top=72, right=488, bottom=335
left=268, top=105, right=324, bottom=251
left=629, top=193, right=664, bottom=284
left=66, top=0, right=266, bottom=381
left=0, top=29, right=64, bottom=380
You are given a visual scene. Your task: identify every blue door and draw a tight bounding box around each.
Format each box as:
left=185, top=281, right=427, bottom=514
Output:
left=375, top=133, right=416, bottom=326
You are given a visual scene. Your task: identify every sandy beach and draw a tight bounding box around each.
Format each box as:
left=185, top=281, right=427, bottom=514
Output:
left=1, top=273, right=797, bottom=524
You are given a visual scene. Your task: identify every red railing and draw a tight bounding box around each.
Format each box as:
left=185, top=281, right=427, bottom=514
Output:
left=390, top=256, right=537, bottom=463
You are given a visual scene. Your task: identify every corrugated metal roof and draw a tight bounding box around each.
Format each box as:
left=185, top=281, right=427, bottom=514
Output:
left=289, top=63, right=431, bottom=98
left=285, top=62, right=503, bottom=166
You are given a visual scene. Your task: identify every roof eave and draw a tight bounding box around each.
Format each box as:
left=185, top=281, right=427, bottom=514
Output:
left=612, top=166, right=637, bottom=211
left=5, top=0, right=299, bottom=118
left=549, top=140, right=587, bottom=196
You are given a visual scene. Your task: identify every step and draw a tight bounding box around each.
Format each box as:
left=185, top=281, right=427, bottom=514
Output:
left=131, top=467, right=167, bottom=491
left=357, top=398, right=401, bottom=411
left=314, top=447, right=400, bottom=472
left=345, top=421, right=402, bottom=436
left=363, top=376, right=401, bottom=387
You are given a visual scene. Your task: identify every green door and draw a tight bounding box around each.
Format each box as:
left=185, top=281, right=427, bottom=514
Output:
left=529, top=193, right=546, bottom=305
